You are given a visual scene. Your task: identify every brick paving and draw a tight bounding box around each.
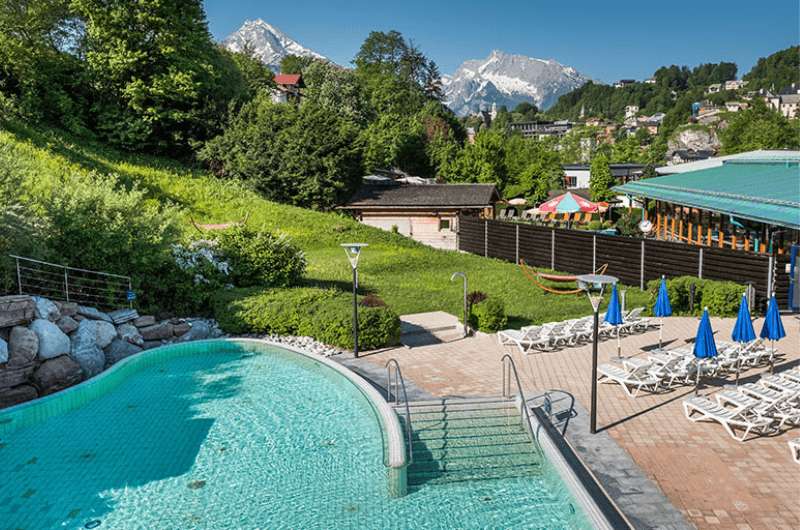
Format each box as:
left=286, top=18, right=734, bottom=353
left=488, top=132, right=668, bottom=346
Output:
left=356, top=314, right=800, bottom=530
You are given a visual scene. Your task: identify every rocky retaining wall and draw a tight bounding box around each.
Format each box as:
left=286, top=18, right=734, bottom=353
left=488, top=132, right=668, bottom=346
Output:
left=0, top=295, right=222, bottom=408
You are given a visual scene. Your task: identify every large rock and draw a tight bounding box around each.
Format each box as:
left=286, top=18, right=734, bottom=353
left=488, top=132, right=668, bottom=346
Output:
left=109, top=308, right=139, bottom=325
left=69, top=333, right=105, bottom=378
left=8, top=326, right=38, bottom=367
left=60, top=302, right=78, bottom=317
left=32, top=355, right=82, bottom=395
left=77, top=305, right=113, bottom=323
left=139, top=322, right=174, bottom=341
left=0, top=337, right=7, bottom=364
left=0, top=384, right=38, bottom=408
left=0, top=363, right=35, bottom=390
left=104, top=338, right=143, bottom=366
left=30, top=319, right=71, bottom=360
left=32, top=296, right=61, bottom=322
left=56, top=316, right=79, bottom=335
left=176, top=321, right=211, bottom=343
left=173, top=322, right=191, bottom=337
left=116, top=324, right=144, bottom=346
left=133, top=315, right=156, bottom=328
left=0, top=295, right=35, bottom=328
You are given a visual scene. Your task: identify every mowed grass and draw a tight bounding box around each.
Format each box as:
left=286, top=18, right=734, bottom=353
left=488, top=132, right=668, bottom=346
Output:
left=1, top=122, right=650, bottom=326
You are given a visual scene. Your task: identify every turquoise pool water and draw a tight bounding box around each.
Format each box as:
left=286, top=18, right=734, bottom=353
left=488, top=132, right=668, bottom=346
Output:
left=0, top=341, right=591, bottom=529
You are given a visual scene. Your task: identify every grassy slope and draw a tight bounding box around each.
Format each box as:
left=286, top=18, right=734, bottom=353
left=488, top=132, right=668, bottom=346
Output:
left=0, top=122, right=649, bottom=327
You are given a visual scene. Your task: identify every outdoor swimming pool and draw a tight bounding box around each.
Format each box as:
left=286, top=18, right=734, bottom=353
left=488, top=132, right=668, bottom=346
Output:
left=0, top=340, right=592, bottom=529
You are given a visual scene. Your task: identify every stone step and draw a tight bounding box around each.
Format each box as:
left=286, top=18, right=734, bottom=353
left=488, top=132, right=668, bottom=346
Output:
left=411, top=443, right=539, bottom=464
left=407, top=464, right=542, bottom=487
left=410, top=452, right=541, bottom=473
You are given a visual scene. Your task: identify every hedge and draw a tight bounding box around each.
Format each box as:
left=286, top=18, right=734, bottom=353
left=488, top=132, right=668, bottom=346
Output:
left=469, top=298, right=508, bottom=332
left=646, top=276, right=746, bottom=317
left=212, top=287, right=401, bottom=350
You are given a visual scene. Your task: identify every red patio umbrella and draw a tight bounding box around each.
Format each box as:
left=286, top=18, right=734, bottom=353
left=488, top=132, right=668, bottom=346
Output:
left=538, top=192, right=600, bottom=213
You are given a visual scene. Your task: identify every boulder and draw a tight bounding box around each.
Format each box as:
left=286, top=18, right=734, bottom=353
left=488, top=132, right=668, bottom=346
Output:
left=0, top=384, right=38, bottom=408
left=73, top=319, right=117, bottom=350
left=60, top=302, right=79, bottom=317
left=139, top=322, right=174, bottom=341
left=56, top=316, right=79, bottom=335
left=133, top=315, right=157, bottom=328
left=142, top=340, right=165, bottom=350
left=32, top=355, right=82, bottom=395
left=116, top=324, right=144, bottom=346
left=109, top=308, right=139, bottom=325
left=30, top=319, right=71, bottom=360
left=0, top=337, right=7, bottom=364
left=8, top=326, right=38, bottom=367
left=77, top=305, right=113, bottom=323
left=32, top=296, right=61, bottom=322
left=0, top=295, right=35, bottom=328
left=176, top=321, right=211, bottom=343
left=104, top=338, right=143, bottom=366
left=70, top=330, right=105, bottom=378
left=0, top=363, right=35, bottom=390
left=173, top=322, right=191, bottom=337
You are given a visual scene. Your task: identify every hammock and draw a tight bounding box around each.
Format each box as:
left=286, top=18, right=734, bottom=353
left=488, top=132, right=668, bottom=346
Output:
left=519, top=259, right=608, bottom=295
left=190, top=212, right=250, bottom=234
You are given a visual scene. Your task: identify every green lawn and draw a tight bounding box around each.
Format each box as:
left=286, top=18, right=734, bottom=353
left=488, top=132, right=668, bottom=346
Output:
left=1, top=122, right=650, bottom=327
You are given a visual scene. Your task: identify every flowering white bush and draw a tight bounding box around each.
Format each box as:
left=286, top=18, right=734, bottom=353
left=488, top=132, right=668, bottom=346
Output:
left=172, top=240, right=232, bottom=285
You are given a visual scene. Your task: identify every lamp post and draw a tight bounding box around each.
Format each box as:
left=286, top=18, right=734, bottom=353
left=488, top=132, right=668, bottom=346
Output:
left=341, top=243, right=367, bottom=358
left=577, top=273, right=619, bottom=434
left=450, top=272, right=468, bottom=337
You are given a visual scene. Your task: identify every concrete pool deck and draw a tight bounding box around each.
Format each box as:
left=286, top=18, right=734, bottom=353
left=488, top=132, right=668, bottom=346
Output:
left=340, top=314, right=800, bottom=530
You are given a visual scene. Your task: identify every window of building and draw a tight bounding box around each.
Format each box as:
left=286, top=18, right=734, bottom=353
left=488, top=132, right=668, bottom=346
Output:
left=439, top=218, right=451, bottom=231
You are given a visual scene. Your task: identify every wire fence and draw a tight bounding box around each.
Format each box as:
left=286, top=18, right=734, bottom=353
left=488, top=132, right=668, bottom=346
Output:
left=11, top=255, right=133, bottom=309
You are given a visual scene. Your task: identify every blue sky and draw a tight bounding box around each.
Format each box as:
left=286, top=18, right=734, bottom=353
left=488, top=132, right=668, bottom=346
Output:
left=204, top=0, right=799, bottom=82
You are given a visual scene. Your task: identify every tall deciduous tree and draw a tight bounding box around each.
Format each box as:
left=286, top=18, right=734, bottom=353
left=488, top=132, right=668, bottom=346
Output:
left=720, top=98, right=800, bottom=154
left=72, top=0, right=247, bottom=152
left=589, top=153, right=616, bottom=202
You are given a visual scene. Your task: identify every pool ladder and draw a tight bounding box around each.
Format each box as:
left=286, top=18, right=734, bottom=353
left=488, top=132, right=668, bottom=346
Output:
left=501, top=354, right=537, bottom=443
left=385, top=359, right=414, bottom=464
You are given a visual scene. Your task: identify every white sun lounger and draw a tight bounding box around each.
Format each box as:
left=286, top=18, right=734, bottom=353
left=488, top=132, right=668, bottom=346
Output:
left=498, top=326, right=551, bottom=354
left=683, top=397, right=775, bottom=442
left=597, top=362, right=660, bottom=397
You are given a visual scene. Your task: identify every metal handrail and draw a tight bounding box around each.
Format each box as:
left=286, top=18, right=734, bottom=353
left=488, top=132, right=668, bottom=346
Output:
left=385, top=359, right=414, bottom=464
left=500, top=354, right=537, bottom=444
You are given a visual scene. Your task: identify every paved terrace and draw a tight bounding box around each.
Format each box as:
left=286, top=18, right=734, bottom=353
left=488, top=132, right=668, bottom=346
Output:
left=349, top=314, right=800, bottom=530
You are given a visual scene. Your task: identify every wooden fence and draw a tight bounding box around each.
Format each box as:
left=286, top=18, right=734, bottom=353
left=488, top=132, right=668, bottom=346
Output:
left=458, top=216, right=791, bottom=310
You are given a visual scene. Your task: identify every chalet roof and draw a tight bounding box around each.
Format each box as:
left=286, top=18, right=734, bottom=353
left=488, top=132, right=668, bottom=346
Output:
left=614, top=160, right=800, bottom=229
left=339, top=183, right=500, bottom=210
left=274, top=73, right=303, bottom=87
left=562, top=163, right=646, bottom=177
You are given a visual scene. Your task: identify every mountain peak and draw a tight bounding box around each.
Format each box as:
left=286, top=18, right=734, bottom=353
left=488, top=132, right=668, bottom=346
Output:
left=443, top=50, right=589, bottom=116
left=223, top=19, right=327, bottom=72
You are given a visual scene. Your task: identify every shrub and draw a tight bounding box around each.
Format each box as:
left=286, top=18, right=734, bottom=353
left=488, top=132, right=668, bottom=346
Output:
left=646, top=276, right=745, bottom=317
left=212, top=287, right=401, bottom=350
left=466, top=290, right=487, bottom=308
left=216, top=225, right=306, bottom=287
left=470, top=297, right=507, bottom=332
left=360, top=293, right=387, bottom=307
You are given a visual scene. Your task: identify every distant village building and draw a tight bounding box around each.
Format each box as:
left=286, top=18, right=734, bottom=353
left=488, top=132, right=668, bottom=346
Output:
left=508, top=120, right=574, bottom=139
left=338, top=173, right=499, bottom=250
left=644, top=78, right=657, bottom=85
left=668, top=149, right=716, bottom=166
left=706, top=83, right=722, bottom=94
left=271, top=73, right=303, bottom=104
left=767, top=89, right=800, bottom=118
left=562, top=163, right=646, bottom=208
left=614, top=79, right=636, bottom=89
left=724, top=79, right=747, bottom=91
left=725, top=101, right=749, bottom=112
left=624, top=105, right=639, bottom=122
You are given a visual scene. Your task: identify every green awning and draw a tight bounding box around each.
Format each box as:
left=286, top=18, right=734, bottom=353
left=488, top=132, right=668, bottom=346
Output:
left=614, top=160, right=800, bottom=229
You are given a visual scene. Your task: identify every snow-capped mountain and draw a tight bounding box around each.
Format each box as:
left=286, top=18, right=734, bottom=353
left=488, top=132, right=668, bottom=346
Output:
left=223, top=19, right=327, bottom=72
left=443, top=50, right=589, bottom=116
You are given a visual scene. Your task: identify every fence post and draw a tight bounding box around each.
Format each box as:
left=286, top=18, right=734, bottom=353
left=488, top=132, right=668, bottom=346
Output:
left=515, top=224, right=519, bottom=265
left=766, top=256, right=774, bottom=300
left=64, top=269, right=70, bottom=303
left=640, top=240, right=645, bottom=290
left=551, top=230, right=555, bottom=270
left=484, top=220, right=488, bottom=258
left=592, top=236, right=597, bottom=272
left=15, top=257, right=22, bottom=295
left=698, top=248, right=704, bottom=279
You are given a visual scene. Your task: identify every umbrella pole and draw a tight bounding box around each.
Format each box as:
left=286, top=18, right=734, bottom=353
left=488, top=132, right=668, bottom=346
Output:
left=617, top=326, right=622, bottom=359
left=695, top=362, right=701, bottom=396
left=770, top=340, right=775, bottom=374
left=659, top=318, right=663, bottom=350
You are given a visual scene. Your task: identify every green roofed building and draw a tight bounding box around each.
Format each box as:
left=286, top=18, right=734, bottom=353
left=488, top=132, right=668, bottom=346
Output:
left=614, top=153, right=800, bottom=254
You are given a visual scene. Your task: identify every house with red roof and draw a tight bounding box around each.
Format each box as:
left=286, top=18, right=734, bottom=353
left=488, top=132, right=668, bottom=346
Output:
left=272, top=73, right=304, bottom=104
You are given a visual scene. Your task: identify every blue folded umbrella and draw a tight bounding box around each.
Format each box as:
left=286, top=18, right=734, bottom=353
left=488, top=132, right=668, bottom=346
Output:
left=653, top=276, right=672, bottom=318
left=760, top=295, right=786, bottom=342
left=693, top=309, right=718, bottom=359
left=732, top=294, right=755, bottom=344
left=604, top=284, right=623, bottom=325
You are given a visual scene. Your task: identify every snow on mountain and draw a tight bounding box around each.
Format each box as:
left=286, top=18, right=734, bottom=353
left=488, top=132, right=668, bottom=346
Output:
left=443, top=50, right=589, bottom=116
left=223, top=19, right=327, bottom=72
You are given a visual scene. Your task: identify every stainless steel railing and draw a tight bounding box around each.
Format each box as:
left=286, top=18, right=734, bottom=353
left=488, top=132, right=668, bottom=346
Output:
left=385, top=359, right=414, bottom=464
left=501, top=354, right=536, bottom=442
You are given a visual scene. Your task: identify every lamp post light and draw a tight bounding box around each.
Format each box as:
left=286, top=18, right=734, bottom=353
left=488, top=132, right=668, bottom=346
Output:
left=577, top=273, right=619, bottom=435
left=341, top=243, right=368, bottom=358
